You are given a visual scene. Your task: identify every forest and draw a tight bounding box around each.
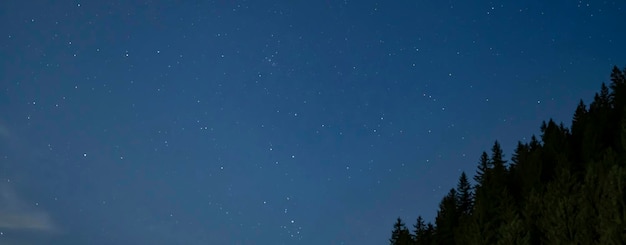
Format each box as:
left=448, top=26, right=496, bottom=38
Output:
left=389, top=66, right=626, bottom=245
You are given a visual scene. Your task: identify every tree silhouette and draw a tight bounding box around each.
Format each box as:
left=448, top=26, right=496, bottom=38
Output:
left=434, top=189, right=459, bottom=245
left=390, top=217, right=412, bottom=245
left=388, top=66, right=626, bottom=245
left=413, top=216, right=426, bottom=245
left=473, top=152, right=490, bottom=186
left=456, top=172, right=473, bottom=216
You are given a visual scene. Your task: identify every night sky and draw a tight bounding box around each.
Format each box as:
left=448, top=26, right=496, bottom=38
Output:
left=1, top=1, right=625, bottom=244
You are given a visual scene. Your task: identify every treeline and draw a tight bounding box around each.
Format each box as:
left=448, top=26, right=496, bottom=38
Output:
left=389, top=66, right=626, bottom=245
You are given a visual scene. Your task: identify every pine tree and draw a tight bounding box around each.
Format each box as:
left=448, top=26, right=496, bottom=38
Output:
left=489, top=141, right=508, bottom=192
left=610, top=68, right=626, bottom=149
left=463, top=196, right=495, bottom=245
left=490, top=141, right=506, bottom=171
left=510, top=142, right=529, bottom=167
left=508, top=142, right=529, bottom=205
left=572, top=100, right=588, bottom=130
left=537, top=168, right=582, bottom=244
left=621, top=106, right=626, bottom=155
left=468, top=151, right=498, bottom=245
left=539, top=119, right=570, bottom=182
left=434, top=189, right=459, bottom=245
left=571, top=100, right=589, bottom=168
left=387, top=66, right=626, bottom=245
left=414, top=216, right=426, bottom=245
left=473, top=152, right=491, bottom=186
left=521, top=188, right=544, bottom=244
left=496, top=192, right=529, bottom=245
left=390, top=218, right=412, bottom=245
left=586, top=83, right=615, bottom=160
left=456, top=172, right=473, bottom=216
left=610, top=67, right=626, bottom=158
left=597, top=156, right=626, bottom=244
left=578, top=160, right=603, bottom=244
left=595, top=83, right=611, bottom=109
left=423, top=223, right=435, bottom=245
left=609, top=66, right=626, bottom=109
left=529, top=135, right=541, bottom=149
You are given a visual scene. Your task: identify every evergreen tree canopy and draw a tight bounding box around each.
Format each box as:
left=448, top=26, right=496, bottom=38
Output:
left=388, top=66, right=626, bottom=245
left=434, top=189, right=459, bottom=245
left=413, top=216, right=427, bottom=245
left=456, top=172, right=473, bottom=216
left=389, top=218, right=412, bottom=245
left=473, top=151, right=491, bottom=186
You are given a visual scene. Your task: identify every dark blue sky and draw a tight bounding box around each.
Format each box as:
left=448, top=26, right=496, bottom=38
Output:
left=1, top=0, right=624, bottom=244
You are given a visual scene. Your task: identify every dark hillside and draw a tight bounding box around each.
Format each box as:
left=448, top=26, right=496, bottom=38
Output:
left=389, top=66, right=626, bottom=245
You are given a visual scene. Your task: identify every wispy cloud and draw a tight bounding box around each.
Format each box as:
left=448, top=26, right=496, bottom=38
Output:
left=0, top=120, right=14, bottom=143
left=0, top=184, right=59, bottom=233
left=0, top=123, right=9, bottom=140
left=0, top=123, right=64, bottom=244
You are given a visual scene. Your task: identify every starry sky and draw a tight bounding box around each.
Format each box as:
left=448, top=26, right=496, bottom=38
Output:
left=1, top=0, right=625, bottom=244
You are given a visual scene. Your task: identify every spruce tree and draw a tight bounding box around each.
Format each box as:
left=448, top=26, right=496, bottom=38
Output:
left=538, top=169, right=582, bottom=244
left=597, top=158, right=626, bottom=244
left=423, top=223, right=435, bottom=245
left=387, top=66, right=626, bottom=245
left=508, top=142, right=529, bottom=206
left=456, top=172, right=473, bottom=216
left=489, top=141, right=508, bottom=193
left=434, top=189, right=459, bottom=245
left=490, top=141, right=506, bottom=171
left=390, top=218, right=412, bottom=245
left=473, top=152, right=491, bottom=186
left=496, top=192, right=529, bottom=245
left=413, top=216, right=426, bottom=245
left=621, top=106, right=626, bottom=155
left=609, top=66, right=626, bottom=103
left=571, top=100, right=589, bottom=169
left=528, top=135, right=540, bottom=149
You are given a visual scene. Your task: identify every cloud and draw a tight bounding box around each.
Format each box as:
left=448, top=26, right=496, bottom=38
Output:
left=0, top=183, right=58, bottom=233
left=0, top=120, right=20, bottom=151
left=0, top=123, right=9, bottom=140
left=0, top=119, right=14, bottom=141
left=0, top=117, right=64, bottom=244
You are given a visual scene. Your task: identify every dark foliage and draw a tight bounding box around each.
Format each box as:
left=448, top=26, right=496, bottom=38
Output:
left=390, top=218, right=412, bottom=245
left=388, top=66, right=626, bottom=244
